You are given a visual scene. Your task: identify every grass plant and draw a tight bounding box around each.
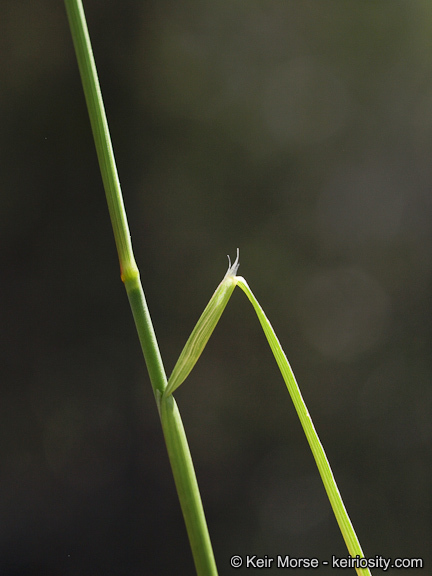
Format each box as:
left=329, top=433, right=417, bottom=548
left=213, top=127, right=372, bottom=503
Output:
left=65, top=1, right=372, bottom=574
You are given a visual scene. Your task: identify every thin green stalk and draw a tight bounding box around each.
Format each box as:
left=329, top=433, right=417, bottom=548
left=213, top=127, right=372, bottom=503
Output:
left=64, top=0, right=164, bottom=395
left=160, top=394, right=218, bottom=576
left=64, top=2, right=217, bottom=574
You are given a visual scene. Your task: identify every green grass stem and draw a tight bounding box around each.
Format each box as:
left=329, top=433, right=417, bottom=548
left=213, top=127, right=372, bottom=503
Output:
left=64, top=0, right=165, bottom=396
left=64, top=1, right=217, bottom=574
left=160, top=394, right=218, bottom=576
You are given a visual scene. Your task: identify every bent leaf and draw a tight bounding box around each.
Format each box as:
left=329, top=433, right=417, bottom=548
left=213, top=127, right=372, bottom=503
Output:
left=163, top=251, right=371, bottom=576
left=236, top=276, right=371, bottom=576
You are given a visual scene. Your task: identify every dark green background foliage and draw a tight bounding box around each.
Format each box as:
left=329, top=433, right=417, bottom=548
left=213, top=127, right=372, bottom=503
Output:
left=1, top=1, right=431, bottom=574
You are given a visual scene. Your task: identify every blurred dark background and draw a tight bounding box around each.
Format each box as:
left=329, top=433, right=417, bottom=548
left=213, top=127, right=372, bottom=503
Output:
left=1, top=1, right=431, bottom=574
